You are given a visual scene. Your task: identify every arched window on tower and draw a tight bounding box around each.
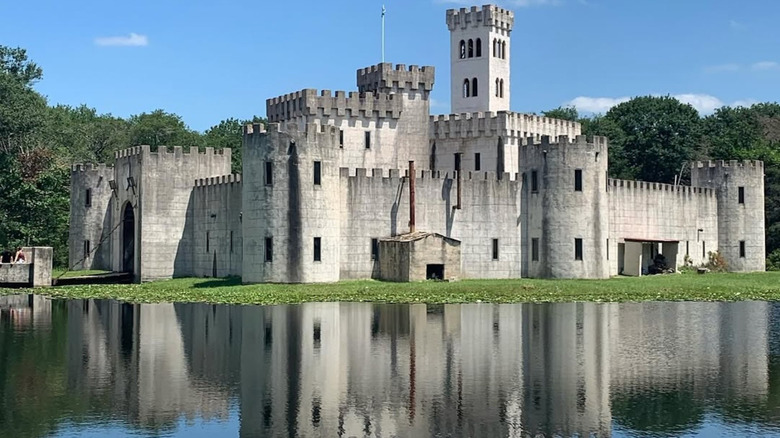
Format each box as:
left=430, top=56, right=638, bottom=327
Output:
left=472, top=78, right=478, bottom=97
left=463, top=79, right=470, bottom=98
left=499, top=79, right=504, bottom=98
left=493, top=39, right=498, bottom=57
left=468, top=39, right=474, bottom=58
left=495, top=78, right=500, bottom=97
left=459, top=40, right=466, bottom=59
left=476, top=38, right=482, bottom=57
left=502, top=41, right=507, bottom=59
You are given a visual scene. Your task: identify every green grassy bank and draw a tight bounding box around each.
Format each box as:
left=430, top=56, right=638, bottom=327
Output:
left=3, top=271, right=780, bottom=305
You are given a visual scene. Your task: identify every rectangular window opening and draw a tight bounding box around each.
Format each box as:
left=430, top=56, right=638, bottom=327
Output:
left=339, top=130, right=344, bottom=148
left=230, top=231, right=234, bottom=254
left=575, top=238, right=583, bottom=261
left=206, top=231, right=210, bottom=253
left=475, top=153, right=481, bottom=171
left=265, top=237, right=273, bottom=262
left=686, top=241, right=689, bottom=257
left=84, top=240, right=91, bottom=259
left=740, top=241, right=746, bottom=258
left=313, top=161, right=322, bottom=186
left=371, top=238, right=379, bottom=261
left=314, top=237, right=322, bottom=262
left=574, top=169, right=583, bottom=192
left=738, top=186, right=745, bottom=204
left=364, top=131, right=371, bottom=149
left=607, top=239, right=610, bottom=260
left=85, top=189, right=92, bottom=208
left=264, top=161, right=273, bottom=186
left=702, top=241, right=706, bottom=259
left=531, top=170, right=539, bottom=193
left=492, top=238, right=499, bottom=260
left=532, top=238, right=539, bottom=262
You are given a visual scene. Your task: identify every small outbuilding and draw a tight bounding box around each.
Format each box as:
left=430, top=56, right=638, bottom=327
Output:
left=378, top=232, right=461, bottom=282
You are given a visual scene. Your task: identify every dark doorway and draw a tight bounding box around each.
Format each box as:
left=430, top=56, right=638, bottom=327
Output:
left=427, top=264, right=444, bottom=280
left=122, top=203, right=135, bottom=274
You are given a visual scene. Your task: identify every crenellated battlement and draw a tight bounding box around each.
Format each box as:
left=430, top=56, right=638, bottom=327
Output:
left=266, top=88, right=403, bottom=123
left=71, top=163, right=113, bottom=173
left=339, top=166, right=519, bottom=183
left=608, top=178, right=715, bottom=197
left=195, top=174, right=242, bottom=188
left=114, top=145, right=230, bottom=159
left=356, top=63, right=435, bottom=94
left=431, top=111, right=581, bottom=140
left=694, top=160, right=764, bottom=170
left=523, top=134, right=608, bottom=149
left=446, top=5, right=514, bottom=32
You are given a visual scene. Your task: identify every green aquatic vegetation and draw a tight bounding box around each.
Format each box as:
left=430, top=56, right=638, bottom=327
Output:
left=3, top=272, right=780, bottom=305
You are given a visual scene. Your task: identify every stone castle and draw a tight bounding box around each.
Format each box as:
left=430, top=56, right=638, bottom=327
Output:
left=69, top=4, right=766, bottom=283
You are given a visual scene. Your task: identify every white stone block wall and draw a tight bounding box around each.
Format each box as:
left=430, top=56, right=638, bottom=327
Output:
left=69, top=164, right=114, bottom=271
left=192, top=176, right=243, bottom=278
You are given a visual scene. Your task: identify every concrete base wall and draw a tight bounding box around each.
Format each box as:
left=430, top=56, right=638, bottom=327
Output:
left=192, top=176, right=243, bottom=278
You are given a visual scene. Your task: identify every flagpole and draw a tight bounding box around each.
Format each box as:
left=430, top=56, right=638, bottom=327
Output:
left=382, top=5, right=386, bottom=62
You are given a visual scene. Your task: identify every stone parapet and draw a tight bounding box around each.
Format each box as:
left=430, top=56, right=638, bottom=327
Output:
left=446, top=5, right=514, bottom=32
left=356, top=63, right=435, bottom=94
left=431, top=111, right=581, bottom=140
left=266, top=88, right=403, bottom=123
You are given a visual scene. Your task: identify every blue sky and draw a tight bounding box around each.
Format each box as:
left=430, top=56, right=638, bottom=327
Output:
left=1, top=0, right=779, bottom=132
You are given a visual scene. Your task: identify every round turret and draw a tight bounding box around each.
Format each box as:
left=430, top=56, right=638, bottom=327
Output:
left=242, top=123, right=342, bottom=283
left=691, top=160, right=765, bottom=271
left=519, top=135, right=609, bottom=279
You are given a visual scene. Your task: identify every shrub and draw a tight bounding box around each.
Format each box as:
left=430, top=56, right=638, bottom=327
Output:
left=705, top=251, right=728, bottom=272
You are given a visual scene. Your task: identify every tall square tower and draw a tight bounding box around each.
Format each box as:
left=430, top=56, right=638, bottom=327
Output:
left=447, top=5, right=514, bottom=114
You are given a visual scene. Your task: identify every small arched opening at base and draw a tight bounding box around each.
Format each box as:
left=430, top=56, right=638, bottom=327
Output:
left=122, top=202, right=135, bottom=274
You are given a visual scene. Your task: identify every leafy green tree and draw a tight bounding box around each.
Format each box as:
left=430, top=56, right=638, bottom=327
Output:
left=596, top=96, right=702, bottom=183
left=44, top=105, right=130, bottom=164
left=542, top=106, right=579, bottom=122
left=0, top=46, right=43, bottom=85
left=204, top=116, right=267, bottom=173
left=128, top=109, right=203, bottom=150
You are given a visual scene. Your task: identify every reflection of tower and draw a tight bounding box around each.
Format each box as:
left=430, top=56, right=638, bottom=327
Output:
left=521, top=303, right=612, bottom=437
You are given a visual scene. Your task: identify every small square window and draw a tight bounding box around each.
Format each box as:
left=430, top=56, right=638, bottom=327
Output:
left=371, top=238, right=379, bottom=261
left=740, top=240, right=746, bottom=258
left=574, top=169, right=582, bottom=192
left=531, top=238, right=539, bottom=261
left=313, top=237, right=322, bottom=262
left=492, top=239, right=499, bottom=260
left=575, top=238, right=583, bottom=261
left=265, top=237, right=273, bottom=262
left=738, top=186, right=745, bottom=204
left=313, top=161, right=322, bottom=186
left=264, top=161, right=273, bottom=186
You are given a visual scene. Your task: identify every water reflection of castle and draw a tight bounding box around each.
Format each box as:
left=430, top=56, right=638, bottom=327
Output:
left=4, top=295, right=770, bottom=437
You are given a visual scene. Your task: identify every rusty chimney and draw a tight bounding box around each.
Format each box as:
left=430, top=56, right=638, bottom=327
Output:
left=409, top=161, right=416, bottom=233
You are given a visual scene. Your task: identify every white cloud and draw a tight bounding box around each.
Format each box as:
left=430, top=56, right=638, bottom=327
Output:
left=752, top=61, right=780, bottom=71
left=565, top=94, right=755, bottom=115
left=94, top=33, right=148, bottom=47
left=565, top=96, right=630, bottom=114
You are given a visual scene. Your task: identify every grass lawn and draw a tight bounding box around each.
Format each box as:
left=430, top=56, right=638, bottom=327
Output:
left=2, top=271, right=780, bottom=305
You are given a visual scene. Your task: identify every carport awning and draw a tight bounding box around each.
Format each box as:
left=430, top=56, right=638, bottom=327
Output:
left=623, top=238, right=679, bottom=243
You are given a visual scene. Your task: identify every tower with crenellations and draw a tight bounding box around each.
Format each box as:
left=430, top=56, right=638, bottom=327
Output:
left=447, top=5, right=514, bottom=114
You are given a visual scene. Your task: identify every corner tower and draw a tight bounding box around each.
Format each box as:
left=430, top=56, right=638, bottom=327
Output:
left=447, top=5, right=513, bottom=114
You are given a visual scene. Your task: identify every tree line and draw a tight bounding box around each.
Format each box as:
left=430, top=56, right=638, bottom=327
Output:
left=2, top=45, right=780, bottom=269
left=0, top=46, right=261, bottom=266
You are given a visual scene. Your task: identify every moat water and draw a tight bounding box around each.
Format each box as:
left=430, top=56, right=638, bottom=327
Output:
left=2, top=296, right=780, bottom=437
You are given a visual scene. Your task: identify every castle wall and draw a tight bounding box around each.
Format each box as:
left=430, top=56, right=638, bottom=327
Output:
left=266, top=64, right=435, bottom=172
left=430, top=112, right=582, bottom=178
left=339, top=168, right=521, bottom=280
left=520, top=136, right=610, bottom=279
left=691, top=160, right=765, bottom=272
left=69, top=164, right=114, bottom=271
left=608, top=179, right=719, bottom=272
left=242, top=123, right=342, bottom=284
left=192, top=175, right=243, bottom=278
left=115, top=146, right=231, bottom=282
left=110, top=148, right=144, bottom=278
